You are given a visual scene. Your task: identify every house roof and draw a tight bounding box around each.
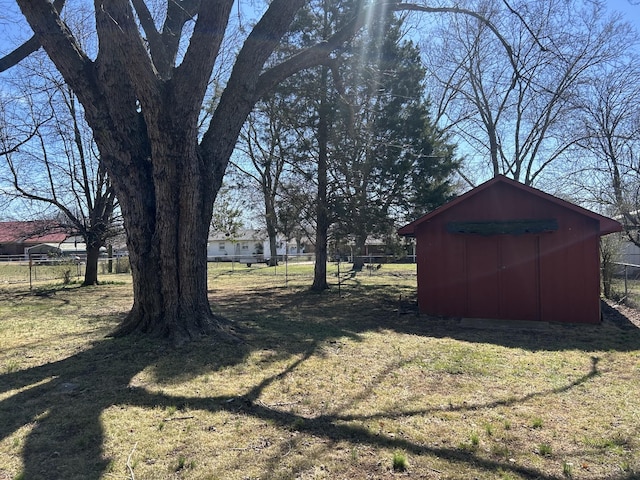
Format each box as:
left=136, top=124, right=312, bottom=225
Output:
left=208, top=228, right=268, bottom=242
left=0, top=221, right=68, bottom=245
left=398, top=175, right=622, bottom=237
left=27, top=242, right=87, bottom=254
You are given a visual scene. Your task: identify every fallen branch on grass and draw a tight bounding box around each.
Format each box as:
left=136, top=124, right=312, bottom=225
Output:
left=163, top=415, right=195, bottom=422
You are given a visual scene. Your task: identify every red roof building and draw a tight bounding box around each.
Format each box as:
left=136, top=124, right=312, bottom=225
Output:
left=0, top=221, right=68, bottom=256
left=399, top=176, right=622, bottom=324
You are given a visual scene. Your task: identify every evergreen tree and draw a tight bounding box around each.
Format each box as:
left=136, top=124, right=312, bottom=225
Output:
left=324, top=4, right=459, bottom=269
left=267, top=0, right=459, bottom=274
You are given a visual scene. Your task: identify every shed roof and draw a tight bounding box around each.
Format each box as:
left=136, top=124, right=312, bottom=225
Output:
left=398, top=175, right=622, bottom=237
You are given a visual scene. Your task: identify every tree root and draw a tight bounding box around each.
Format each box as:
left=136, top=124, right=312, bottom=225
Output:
left=110, top=308, right=243, bottom=346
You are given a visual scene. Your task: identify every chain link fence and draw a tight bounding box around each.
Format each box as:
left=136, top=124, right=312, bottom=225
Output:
left=0, top=253, right=415, bottom=291
left=0, top=255, right=131, bottom=287
left=610, top=262, right=640, bottom=307
left=206, top=254, right=417, bottom=288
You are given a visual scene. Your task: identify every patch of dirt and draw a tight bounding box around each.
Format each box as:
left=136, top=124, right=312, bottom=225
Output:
left=602, top=299, right=640, bottom=329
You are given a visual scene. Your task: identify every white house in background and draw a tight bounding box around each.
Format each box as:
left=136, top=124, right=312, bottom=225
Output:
left=207, top=229, right=306, bottom=265
left=615, top=235, right=640, bottom=277
left=26, top=236, right=88, bottom=257
left=612, top=213, right=640, bottom=272
left=619, top=239, right=640, bottom=267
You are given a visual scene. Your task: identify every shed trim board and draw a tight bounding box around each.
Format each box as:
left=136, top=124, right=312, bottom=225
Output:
left=399, top=176, right=622, bottom=324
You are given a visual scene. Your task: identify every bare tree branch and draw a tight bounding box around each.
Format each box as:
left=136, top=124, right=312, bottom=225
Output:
left=0, top=0, right=66, bottom=72
left=173, top=1, right=235, bottom=114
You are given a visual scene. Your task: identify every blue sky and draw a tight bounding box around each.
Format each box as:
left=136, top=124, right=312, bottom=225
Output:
left=1, top=2, right=639, bottom=40
left=609, top=0, right=640, bottom=16
left=0, top=1, right=638, bottom=56
left=608, top=0, right=640, bottom=29
left=0, top=1, right=638, bottom=220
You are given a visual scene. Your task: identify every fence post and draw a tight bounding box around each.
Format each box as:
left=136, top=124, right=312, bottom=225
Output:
left=625, top=264, right=629, bottom=303
left=337, top=254, right=341, bottom=298
left=285, top=253, right=288, bottom=287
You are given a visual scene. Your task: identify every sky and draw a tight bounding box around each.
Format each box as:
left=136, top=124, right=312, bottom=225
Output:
left=607, top=0, right=640, bottom=29
left=0, top=0, right=639, bottom=220
left=0, top=1, right=639, bottom=48
left=609, top=0, right=640, bottom=16
left=0, top=1, right=637, bottom=65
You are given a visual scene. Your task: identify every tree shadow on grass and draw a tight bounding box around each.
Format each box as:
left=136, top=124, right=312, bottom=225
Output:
left=1, top=285, right=639, bottom=479
left=221, top=284, right=640, bottom=353
left=387, top=298, right=640, bottom=353
left=0, top=339, right=571, bottom=480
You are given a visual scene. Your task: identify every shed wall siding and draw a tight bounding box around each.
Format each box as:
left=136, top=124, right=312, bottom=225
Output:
left=415, top=182, right=603, bottom=323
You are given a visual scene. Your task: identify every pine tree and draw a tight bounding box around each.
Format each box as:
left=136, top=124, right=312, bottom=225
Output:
left=268, top=0, right=459, bottom=274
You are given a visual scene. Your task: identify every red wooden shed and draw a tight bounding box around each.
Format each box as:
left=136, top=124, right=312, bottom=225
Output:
left=398, top=176, right=622, bottom=324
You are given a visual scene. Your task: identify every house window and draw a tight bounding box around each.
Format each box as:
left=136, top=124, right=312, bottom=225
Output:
left=219, top=242, right=226, bottom=251
left=241, top=243, right=249, bottom=250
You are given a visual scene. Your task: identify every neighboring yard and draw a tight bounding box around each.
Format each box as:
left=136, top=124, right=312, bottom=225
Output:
left=611, top=276, right=640, bottom=308
left=1, top=264, right=639, bottom=480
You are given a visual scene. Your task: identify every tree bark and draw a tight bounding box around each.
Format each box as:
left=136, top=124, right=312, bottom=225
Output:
left=311, top=66, right=330, bottom=291
left=109, top=116, right=231, bottom=344
left=264, top=188, right=279, bottom=267
left=83, top=241, right=101, bottom=286
left=351, top=234, right=367, bottom=272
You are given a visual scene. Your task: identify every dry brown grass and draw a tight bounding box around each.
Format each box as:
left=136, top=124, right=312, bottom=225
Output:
left=1, top=264, right=640, bottom=480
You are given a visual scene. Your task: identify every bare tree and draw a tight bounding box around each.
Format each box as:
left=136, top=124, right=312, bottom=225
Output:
left=0, top=58, right=119, bottom=285
left=421, top=0, right=634, bottom=186
left=233, top=95, right=305, bottom=267
left=573, top=59, right=640, bottom=244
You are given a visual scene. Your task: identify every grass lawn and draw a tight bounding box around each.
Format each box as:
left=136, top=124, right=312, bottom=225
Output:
left=1, top=263, right=640, bottom=479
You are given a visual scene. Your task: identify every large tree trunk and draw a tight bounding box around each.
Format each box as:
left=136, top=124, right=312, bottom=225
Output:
left=116, top=223, right=223, bottom=344
left=311, top=66, right=330, bottom=291
left=83, top=242, right=101, bottom=286
left=265, top=191, right=279, bottom=267
left=110, top=117, right=229, bottom=345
